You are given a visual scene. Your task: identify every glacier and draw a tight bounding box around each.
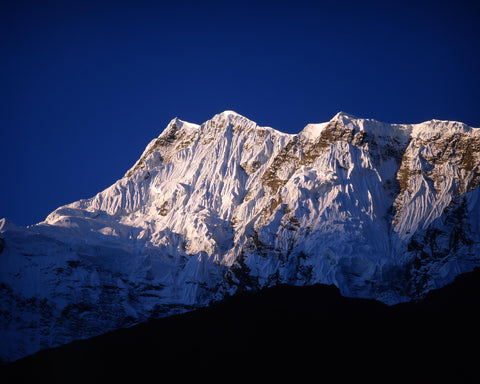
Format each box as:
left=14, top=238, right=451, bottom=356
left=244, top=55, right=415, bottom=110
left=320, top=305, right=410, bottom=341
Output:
left=1, top=110, right=479, bottom=362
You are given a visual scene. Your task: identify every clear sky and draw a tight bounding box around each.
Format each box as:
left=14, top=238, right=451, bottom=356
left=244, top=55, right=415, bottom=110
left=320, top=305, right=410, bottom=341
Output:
left=1, top=0, right=479, bottom=226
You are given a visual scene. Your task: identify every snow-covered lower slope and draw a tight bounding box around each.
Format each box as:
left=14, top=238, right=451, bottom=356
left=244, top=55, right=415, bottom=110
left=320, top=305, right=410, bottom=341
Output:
left=1, top=110, right=479, bottom=362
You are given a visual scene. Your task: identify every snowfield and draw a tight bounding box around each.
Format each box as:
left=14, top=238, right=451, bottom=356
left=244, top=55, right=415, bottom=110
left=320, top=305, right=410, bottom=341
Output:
left=1, top=110, right=479, bottom=362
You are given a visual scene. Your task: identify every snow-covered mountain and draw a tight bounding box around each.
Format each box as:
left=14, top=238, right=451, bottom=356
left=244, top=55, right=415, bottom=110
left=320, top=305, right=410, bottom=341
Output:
left=1, top=110, right=479, bottom=362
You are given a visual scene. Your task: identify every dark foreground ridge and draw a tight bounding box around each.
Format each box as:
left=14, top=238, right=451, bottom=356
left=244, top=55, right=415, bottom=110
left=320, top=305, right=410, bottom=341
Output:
left=2, top=268, right=480, bottom=383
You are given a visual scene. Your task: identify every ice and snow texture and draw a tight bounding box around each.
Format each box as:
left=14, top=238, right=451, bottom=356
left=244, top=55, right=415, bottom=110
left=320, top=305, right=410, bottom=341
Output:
left=1, top=111, right=479, bottom=361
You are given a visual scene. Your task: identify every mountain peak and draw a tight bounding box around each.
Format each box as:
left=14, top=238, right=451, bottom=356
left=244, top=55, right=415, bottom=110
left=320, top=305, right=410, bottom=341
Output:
left=331, top=111, right=360, bottom=122
left=1, top=111, right=480, bottom=363
left=212, top=110, right=252, bottom=125
left=167, top=117, right=200, bottom=131
left=218, top=110, right=243, bottom=117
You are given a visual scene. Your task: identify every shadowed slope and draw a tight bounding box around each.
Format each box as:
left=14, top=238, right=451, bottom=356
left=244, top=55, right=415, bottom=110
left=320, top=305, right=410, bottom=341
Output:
left=2, top=268, right=479, bottom=383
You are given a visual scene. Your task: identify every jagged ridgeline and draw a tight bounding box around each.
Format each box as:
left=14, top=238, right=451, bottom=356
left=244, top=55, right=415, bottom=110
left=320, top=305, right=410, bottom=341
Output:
left=1, top=111, right=479, bottom=362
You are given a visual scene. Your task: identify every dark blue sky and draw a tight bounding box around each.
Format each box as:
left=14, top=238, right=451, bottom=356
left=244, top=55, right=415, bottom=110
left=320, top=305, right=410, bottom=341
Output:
left=1, top=0, right=479, bottom=226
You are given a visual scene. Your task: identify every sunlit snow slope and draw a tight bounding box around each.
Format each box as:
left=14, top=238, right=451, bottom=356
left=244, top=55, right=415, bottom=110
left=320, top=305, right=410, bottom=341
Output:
left=1, top=111, right=479, bottom=362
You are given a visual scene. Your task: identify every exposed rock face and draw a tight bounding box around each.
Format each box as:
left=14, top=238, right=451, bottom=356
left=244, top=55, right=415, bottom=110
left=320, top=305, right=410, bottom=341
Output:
left=1, top=111, right=479, bottom=362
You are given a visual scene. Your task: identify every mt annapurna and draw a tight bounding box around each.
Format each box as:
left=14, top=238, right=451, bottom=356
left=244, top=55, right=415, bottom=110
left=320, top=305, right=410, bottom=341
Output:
left=1, top=110, right=480, bottom=362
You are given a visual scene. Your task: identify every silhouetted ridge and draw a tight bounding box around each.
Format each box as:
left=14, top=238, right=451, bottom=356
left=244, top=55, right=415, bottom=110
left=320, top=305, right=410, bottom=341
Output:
left=2, top=268, right=479, bottom=383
